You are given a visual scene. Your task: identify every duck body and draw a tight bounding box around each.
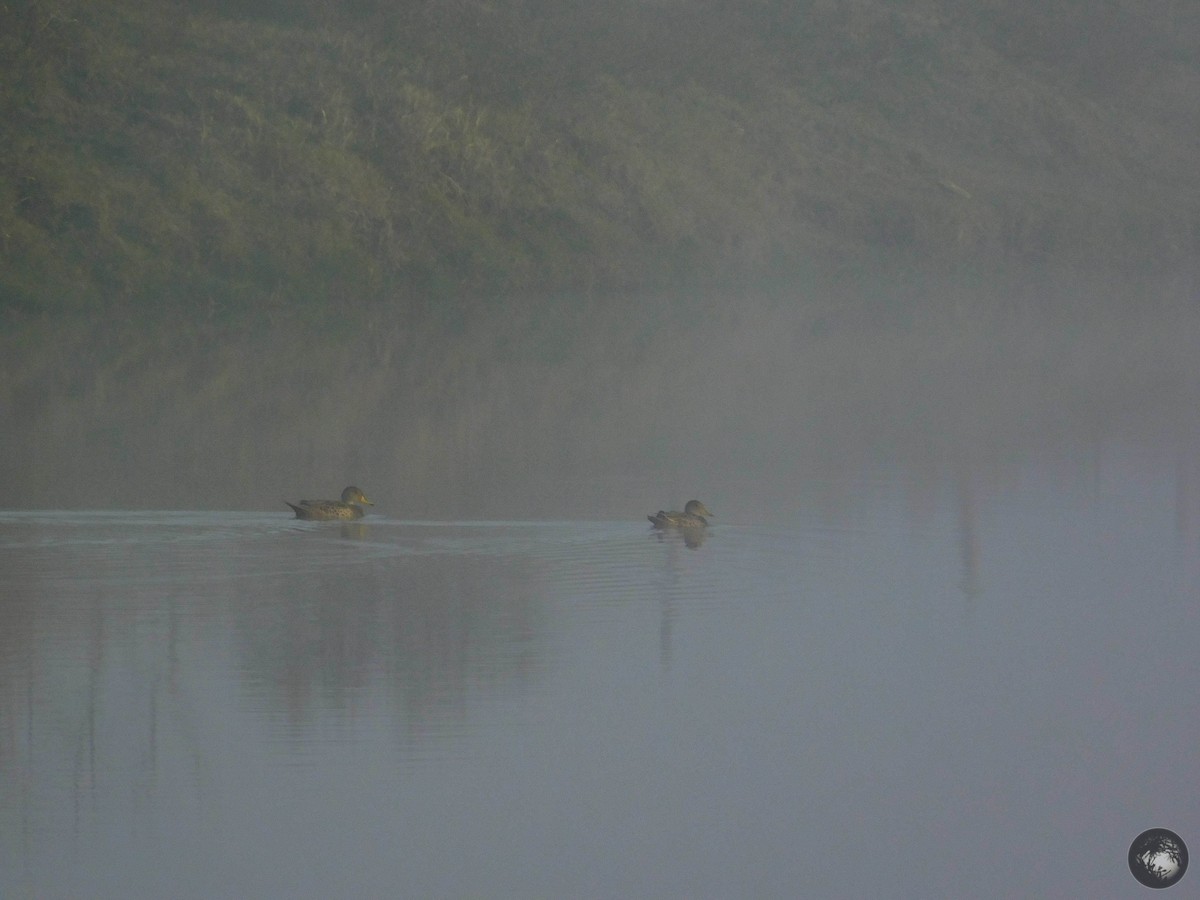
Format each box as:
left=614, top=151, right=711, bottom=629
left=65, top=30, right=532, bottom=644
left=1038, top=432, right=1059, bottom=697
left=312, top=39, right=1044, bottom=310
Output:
left=287, top=486, right=374, bottom=520
left=648, top=499, right=713, bottom=529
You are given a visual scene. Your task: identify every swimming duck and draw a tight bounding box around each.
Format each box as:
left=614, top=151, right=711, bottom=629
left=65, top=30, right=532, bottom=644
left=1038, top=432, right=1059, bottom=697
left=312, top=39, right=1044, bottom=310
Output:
left=287, top=486, right=374, bottom=520
left=648, top=500, right=713, bottom=529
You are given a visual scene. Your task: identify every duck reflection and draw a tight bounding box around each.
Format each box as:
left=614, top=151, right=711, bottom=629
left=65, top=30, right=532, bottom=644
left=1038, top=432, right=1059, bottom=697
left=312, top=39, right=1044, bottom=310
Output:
left=339, top=522, right=370, bottom=540
left=650, top=523, right=708, bottom=549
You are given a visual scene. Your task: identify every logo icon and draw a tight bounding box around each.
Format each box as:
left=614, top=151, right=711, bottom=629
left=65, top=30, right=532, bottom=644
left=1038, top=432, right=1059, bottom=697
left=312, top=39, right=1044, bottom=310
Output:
left=1128, top=828, right=1188, bottom=889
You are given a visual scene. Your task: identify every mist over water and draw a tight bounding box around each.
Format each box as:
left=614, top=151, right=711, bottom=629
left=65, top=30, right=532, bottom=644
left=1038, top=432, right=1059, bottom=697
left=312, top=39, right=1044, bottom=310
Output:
left=4, top=1, right=1199, bottom=891
left=4, top=270, right=1198, bottom=522
left=3, top=272, right=1200, bottom=897
left=2, top=446, right=1199, bottom=896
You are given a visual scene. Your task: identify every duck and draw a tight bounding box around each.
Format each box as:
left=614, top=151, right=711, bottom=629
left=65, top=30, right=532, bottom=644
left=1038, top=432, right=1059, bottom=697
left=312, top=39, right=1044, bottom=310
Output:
left=648, top=500, right=713, bottom=529
left=287, top=486, right=375, bottom=520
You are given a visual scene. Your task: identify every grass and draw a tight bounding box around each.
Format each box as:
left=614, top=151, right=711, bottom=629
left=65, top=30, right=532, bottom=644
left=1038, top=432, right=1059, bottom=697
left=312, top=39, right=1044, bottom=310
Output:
left=1, top=0, right=1198, bottom=509
left=1, top=0, right=1197, bottom=321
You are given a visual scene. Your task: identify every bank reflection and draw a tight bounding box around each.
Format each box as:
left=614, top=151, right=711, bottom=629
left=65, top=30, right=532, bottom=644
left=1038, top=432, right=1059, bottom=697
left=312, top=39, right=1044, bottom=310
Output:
left=230, top=545, right=548, bottom=737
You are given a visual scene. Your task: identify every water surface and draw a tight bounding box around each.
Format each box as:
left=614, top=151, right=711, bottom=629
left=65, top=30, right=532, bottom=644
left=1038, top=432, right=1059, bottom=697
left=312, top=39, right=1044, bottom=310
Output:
left=2, top=453, right=1198, bottom=898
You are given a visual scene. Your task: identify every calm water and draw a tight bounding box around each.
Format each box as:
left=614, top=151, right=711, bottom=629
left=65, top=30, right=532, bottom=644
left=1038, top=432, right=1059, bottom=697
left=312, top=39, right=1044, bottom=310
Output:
left=2, top=453, right=1198, bottom=898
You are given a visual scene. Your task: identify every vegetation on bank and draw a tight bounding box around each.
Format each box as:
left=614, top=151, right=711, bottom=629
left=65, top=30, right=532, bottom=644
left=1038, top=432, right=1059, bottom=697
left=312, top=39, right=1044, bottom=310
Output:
left=2, top=0, right=1199, bottom=511
left=1, top=0, right=1197, bottom=321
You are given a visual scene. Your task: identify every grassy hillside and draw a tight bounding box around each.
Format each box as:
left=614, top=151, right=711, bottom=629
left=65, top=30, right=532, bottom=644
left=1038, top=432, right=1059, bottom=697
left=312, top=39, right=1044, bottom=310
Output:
left=2, top=0, right=1196, bottom=320
left=2, top=0, right=1198, bottom=511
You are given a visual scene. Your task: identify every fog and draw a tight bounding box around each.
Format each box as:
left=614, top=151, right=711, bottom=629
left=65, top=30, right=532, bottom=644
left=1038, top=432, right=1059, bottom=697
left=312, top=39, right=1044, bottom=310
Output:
left=4, top=271, right=1200, bottom=896
left=4, top=0, right=1198, bottom=525
left=5, top=268, right=1198, bottom=522
left=5, top=3, right=1200, bottom=895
